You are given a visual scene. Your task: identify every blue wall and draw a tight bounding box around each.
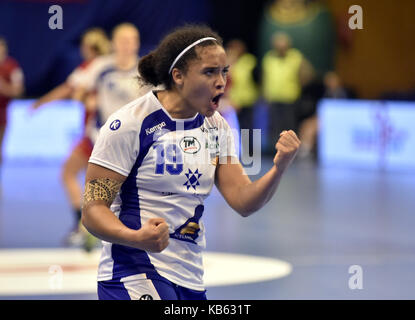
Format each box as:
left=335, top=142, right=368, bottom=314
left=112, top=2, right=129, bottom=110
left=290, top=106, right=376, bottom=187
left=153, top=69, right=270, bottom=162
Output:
left=0, top=0, right=210, bottom=96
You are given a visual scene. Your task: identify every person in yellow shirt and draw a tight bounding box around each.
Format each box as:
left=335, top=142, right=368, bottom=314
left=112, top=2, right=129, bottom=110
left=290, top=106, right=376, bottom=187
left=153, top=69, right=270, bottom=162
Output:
left=226, top=39, right=259, bottom=156
left=261, top=32, right=313, bottom=154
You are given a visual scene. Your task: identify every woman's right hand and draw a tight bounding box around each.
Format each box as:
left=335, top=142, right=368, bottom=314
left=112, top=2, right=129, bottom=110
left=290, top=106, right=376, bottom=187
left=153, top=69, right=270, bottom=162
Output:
left=134, top=218, right=170, bottom=252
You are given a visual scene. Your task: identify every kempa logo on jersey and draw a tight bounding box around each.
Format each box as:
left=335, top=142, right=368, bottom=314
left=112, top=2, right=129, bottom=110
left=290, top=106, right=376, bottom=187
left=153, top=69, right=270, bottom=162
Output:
left=145, top=122, right=166, bottom=135
left=200, top=126, right=218, bottom=133
left=180, top=136, right=201, bottom=154
left=109, top=119, right=121, bottom=131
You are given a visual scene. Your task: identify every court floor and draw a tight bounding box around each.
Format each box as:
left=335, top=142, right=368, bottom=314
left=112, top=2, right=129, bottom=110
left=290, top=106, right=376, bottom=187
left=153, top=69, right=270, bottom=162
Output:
left=0, top=156, right=414, bottom=299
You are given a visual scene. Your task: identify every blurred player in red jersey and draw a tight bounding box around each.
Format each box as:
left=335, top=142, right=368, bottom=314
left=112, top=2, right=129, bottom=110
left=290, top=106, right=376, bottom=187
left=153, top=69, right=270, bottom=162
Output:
left=0, top=37, right=24, bottom=185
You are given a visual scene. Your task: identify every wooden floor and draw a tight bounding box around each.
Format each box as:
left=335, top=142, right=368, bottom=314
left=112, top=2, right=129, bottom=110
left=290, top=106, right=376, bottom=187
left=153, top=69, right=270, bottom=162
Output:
left=1, top=156, right=414, bottom=299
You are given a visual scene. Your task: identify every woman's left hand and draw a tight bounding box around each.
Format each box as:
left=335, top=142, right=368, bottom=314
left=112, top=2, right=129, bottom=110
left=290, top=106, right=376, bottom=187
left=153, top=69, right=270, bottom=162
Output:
left=273, top=130, right=301, bottom=173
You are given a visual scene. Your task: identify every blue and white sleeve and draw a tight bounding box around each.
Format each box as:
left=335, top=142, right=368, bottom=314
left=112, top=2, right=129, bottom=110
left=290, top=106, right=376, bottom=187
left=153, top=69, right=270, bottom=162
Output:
left=89, top=115, right=139, bottom=177
left=218, top=114, right=238, bottom=160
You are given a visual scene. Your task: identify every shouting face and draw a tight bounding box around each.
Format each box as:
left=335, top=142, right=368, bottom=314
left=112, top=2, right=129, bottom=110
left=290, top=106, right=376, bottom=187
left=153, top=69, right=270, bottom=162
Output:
left=172, top=44, right=228, bottom=118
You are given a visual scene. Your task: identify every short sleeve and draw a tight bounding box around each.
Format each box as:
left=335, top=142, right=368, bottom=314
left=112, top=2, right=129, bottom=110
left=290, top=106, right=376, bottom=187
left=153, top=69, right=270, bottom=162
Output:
left=89, top=115, right=139, bottom=177
left=218, top=114, right=238, bottom=160
left=74, top=55, right=113, bottom=91
left=66, top=66, right=86, bottom=88
left=10, top=68, right=24, bottom=85
left=74, top=64, right=98, bottom=91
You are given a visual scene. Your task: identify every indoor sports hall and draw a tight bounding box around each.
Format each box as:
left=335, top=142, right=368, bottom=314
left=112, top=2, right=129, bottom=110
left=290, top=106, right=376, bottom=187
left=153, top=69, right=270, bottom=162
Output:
left=0, top=0, right=414, bottom=300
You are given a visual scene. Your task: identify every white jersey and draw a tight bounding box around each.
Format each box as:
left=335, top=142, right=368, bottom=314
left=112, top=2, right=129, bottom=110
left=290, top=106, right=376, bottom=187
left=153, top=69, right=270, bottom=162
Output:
left=66, top=61, right=93, bottom=88
left=89, top=90, right=237, bottom=291
left=78, top=55, right=149, bottom=142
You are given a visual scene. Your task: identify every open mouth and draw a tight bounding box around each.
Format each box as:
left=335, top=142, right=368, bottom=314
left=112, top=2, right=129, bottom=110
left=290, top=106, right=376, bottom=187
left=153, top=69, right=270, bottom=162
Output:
left=210, top=93, right=223, bottom=109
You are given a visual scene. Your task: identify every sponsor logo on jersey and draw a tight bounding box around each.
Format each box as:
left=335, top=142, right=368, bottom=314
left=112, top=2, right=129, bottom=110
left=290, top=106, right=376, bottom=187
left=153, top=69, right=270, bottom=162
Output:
left=180, top=136, right=201, bottom=154
left=180, top=222, right=200, bottom=236
left=170, top=204, right=204, bottom=244
left=139, top=294, right=153, bottom=300
left=109, top=119, right=121, bottom=131
left=200, top=126, right=218, bottom=133
left=145, top=121, right=166, bottom=135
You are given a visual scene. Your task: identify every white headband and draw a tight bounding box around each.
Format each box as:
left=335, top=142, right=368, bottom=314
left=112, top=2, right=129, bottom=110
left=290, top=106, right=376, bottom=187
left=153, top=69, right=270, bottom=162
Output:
left=168, top=37, right=217, bottom=74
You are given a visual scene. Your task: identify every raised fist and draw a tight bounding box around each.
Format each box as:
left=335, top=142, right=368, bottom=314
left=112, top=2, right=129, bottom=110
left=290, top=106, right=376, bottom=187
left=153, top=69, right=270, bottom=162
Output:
left=273, top=130, right=301, bottom=172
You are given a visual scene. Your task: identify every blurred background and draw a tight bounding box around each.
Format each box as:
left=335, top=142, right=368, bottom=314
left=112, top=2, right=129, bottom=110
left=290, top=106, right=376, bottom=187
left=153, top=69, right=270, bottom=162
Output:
left=0, top=0, right=414, bottom=299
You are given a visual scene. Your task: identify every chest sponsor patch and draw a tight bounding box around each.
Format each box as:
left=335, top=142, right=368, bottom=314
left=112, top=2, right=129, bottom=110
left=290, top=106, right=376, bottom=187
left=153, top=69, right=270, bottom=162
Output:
left=180, top=136, right=201, bottom=154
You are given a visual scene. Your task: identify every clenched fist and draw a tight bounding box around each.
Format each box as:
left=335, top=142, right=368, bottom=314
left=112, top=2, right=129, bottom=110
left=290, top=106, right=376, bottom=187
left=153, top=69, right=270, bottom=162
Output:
left=273, top=130, right=301, bottom=172
left=134, top=218, right=170, bottom=253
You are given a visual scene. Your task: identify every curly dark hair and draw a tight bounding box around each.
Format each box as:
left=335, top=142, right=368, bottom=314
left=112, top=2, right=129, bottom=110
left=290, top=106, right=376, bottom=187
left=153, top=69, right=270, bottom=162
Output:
left=138, top=24, right=223, bottom=90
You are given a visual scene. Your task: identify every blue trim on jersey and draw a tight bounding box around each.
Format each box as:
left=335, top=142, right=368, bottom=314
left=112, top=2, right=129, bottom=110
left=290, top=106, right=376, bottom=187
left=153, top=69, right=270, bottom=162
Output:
left=169, top=204, right=204, bottom=244
left=97, top=280, right=131, bottom=300
left=93, top=66, right=117, bottom=130
left=98, top=276, right=207, bottom=300
left=95, top=108, right=103, bottom=129
left=111, top=108, right=205, bottom=281
left=96, top=67, right=117, bottom=86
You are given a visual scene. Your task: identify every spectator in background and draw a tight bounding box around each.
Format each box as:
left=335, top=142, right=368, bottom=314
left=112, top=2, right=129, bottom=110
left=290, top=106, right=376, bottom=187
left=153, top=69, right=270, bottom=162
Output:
left=69, top=23, right=144, bottom=251
left=74, top=23, right=146, bottom=146
left=31, top=28, right=111, bottom=247
left=0, top=37, right=24, bottom=186
left=216, top=82, right=241, bottom=156
left=257, top=0, right=335, bottom=74
left=297, top=71, right=349, bottom=159
left=261, top=32, right=313, bottom=153
left=225, top=39, right=259, bottom=156
left=322, top=71, right=348, bottom=99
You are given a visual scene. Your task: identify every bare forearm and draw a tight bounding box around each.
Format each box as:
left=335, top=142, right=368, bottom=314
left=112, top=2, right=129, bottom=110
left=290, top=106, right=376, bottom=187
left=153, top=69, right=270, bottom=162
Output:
left=82, top=166, right=169, bottom=253
left=239, top=130, right=301, bottom=216
left=237, top=164, right=284, bottom=216
left=82, top=174, right=137, bottom=247
left=216, top=132, right=300, bottom=218
left=0, top=82, right=23, bottom=97
left=82, top=204, right=137, bottom=247
left=34, top=83, right=72, bottom=107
